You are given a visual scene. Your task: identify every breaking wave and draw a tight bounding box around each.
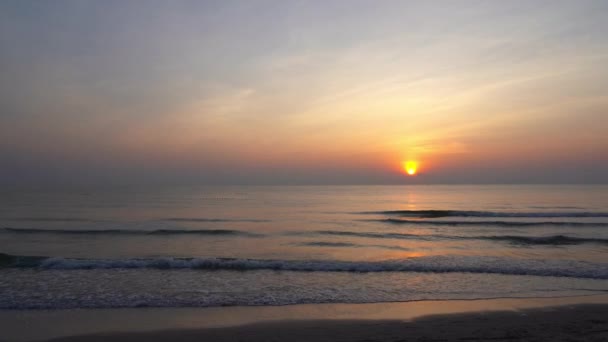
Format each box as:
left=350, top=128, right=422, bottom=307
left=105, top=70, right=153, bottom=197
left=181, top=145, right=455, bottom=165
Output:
left=1, top=253, right=606, bottom=279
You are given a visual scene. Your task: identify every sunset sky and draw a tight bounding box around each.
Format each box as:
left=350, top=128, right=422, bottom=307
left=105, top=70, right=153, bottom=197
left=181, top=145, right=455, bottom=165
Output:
left=1, top=0, right=608, bottom=185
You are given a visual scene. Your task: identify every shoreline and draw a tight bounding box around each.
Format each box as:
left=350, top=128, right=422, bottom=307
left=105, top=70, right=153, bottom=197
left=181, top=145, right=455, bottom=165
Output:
left=44, top=304, right=608, bottom=342
left=1, top=294, right=607, bottom=341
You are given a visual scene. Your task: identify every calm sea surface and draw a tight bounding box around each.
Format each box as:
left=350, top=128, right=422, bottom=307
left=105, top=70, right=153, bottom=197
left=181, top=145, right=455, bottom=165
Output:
left=1, top=185, right=607, bottom=309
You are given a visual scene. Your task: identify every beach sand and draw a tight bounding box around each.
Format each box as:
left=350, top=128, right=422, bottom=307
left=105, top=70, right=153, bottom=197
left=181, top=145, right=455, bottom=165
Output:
left=0, top=295, right=605, bottom=342
left=41, top=304, right=608, bottom=342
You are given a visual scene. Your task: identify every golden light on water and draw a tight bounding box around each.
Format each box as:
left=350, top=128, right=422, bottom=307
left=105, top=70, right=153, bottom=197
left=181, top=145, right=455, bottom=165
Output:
left=403, top=161, right=418, bottom=176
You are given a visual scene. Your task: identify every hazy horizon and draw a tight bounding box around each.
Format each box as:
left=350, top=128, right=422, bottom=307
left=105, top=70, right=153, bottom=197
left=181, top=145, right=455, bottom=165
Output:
left=2, top=0, right=608, bottom=186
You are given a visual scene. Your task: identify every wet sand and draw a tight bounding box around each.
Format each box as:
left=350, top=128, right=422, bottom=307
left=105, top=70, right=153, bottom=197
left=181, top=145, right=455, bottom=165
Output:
left=2, top=295, right=608, bottom=342
left=43, top=304, right=608, bottom=342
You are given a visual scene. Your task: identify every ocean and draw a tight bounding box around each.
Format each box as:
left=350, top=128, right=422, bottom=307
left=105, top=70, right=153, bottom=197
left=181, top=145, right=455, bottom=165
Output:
left=1, top=185, right=607, bottom=310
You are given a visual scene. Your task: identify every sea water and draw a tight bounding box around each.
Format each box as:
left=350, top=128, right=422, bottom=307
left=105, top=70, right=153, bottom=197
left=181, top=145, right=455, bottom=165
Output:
left=1, top=185, right=607, bottom=309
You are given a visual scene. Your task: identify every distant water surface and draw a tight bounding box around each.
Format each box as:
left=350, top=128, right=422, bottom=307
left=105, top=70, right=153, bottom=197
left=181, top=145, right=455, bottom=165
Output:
left=1, top=185, right=607, bottom=309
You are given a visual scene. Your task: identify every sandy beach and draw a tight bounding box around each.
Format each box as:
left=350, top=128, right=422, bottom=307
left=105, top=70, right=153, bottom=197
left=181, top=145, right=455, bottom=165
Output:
left=1, top=295, right=605, bottom=342
left=41, top=304, right=608, bottom=342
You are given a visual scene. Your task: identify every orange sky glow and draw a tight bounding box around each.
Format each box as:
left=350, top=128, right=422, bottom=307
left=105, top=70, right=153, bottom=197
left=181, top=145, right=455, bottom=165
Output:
left=1, top=1, right=607, bottom=185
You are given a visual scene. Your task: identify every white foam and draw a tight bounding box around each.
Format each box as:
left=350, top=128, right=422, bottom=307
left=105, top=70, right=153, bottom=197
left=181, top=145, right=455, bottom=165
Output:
left=31, top=255, right=608, bottom=279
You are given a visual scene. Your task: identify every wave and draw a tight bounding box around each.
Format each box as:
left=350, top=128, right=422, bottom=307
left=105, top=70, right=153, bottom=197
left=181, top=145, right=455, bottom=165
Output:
left=1, top=217, right=267, bottom=225
left=297, top=241, right=411, bottom=250
left=374, top=218, right=608, bottom=227
left=528, top=206, right=586, bottom=210
left=313, top=230, right=427, bottom=240
left=481, top=235, right=608, bottom=245
left=162, top=218, right=269, bottom=223
left=4, top=227, right=604, bottom=246
left=310, top=230, right=608, bottom=246
left=0, top=227, right=261, bottom=236
left=3, top=217, right=98, bottom=222
left=298, top=241, right=358, bottom=247
left=1, top=253, right=606, bottom=279
left=366, top=210, right=608, bottom=218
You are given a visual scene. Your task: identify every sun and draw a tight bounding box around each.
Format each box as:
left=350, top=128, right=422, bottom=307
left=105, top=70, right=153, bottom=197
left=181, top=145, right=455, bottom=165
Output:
left=403, top=161, right=418, bottom=176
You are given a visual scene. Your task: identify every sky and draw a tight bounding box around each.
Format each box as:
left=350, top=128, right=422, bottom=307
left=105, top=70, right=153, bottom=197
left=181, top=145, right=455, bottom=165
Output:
left=1, top=0, right=608, bottom=186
